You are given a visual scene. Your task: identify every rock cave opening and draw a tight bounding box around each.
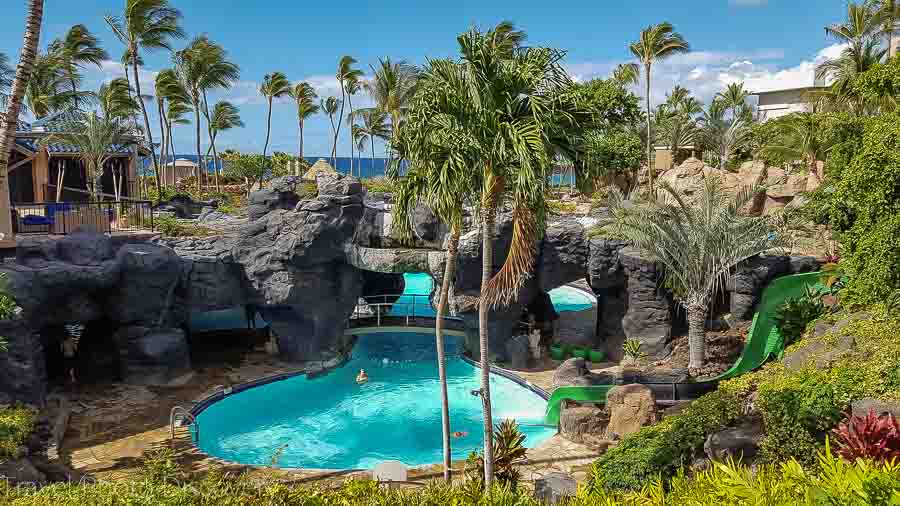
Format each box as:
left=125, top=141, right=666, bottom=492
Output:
left=41, top=319, right=122, bottom=386
left=187, top=308, right=271, bottom=367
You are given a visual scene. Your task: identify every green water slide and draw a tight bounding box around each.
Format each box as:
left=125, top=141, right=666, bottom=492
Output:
left=543, top=271, right=826, bottom=426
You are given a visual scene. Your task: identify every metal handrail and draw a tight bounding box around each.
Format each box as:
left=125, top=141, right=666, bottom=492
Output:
left=169, top=406, right=199, bottom=445
left=351, top=293, right=461, bottom=327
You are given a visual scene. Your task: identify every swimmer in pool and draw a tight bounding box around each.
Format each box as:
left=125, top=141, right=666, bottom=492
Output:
left=453, top=431, right=468, bottom=438
left=356, top=369, right=369, bottom=384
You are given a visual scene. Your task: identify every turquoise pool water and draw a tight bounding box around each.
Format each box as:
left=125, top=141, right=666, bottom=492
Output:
left=389, top=273, right=436, bottom=317
left=195, top=331, right=555, bottom=469
left=548, top=285, right=595, bottom=312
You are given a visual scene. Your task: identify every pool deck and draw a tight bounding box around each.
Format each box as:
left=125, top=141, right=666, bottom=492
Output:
left=60, top=349, right=608, bottom=485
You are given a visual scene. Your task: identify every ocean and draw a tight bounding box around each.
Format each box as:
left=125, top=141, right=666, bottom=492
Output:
left=144, top=155, right=394, bottom=179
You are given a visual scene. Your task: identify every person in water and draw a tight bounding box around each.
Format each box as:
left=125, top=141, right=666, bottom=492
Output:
left=356, top=369, right=369, bottom=384
left=453, top=431, right=469, bottom=439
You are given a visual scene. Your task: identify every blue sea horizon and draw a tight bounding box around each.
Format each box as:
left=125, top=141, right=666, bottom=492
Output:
left=144, top=155, right=394, bottom=179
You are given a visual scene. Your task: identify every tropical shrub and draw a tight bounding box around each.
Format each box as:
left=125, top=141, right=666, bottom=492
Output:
left=155, top=216, right=214, bottom=238
left=0, top=405, right=36, bottom=459
left=465, top=419, right=528, bottom=489
left=807, top=107, right=900, bottom=305
left=297, top=182, right=318, bottom=200
left=622, top=339, right=646, bottom=365
left=361, top=176, right=396, bottom=194
left=225, top=153, right=272, bottom=197
left=547, top=200, right=577, bottom=215
left=773, top=286, right=828, bottom=346
left=832, top=410, right=900, bottom=463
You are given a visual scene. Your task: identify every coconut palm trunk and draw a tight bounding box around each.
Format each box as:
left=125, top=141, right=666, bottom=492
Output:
left=479, top=211, right=496, bottom=484
left=370, top=136, right=376, bottom=175
left=263, top=96, right=274, bottom=157
left=130, top=44, right=162, bottom=199
left=0, top=0, right=44, bottom=242
left=193, top=101, right=203, bottom=191
left=202, top=91, right=220, bottom=191
left=644, top=63, right=653, bottom=194
left=434, top=229, right=459, bottom=481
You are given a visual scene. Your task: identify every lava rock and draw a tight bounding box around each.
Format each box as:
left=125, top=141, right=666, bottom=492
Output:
left=618, top=247, right=673, bottom=359
left=534, top=472, right=578, bottom=505
left=116, top=326, right=191, bottom=385
left=553, top=358, right=594, bottom=389
left=538, top=219, right=588, bottom=292
left=704, top=418, right=765, bottom=462
left=559, top=404, right=608, bottom=444
left=606, top=384, right=657, bottom=439
left=506, top=334, right=532, bottom=370
left=56, top=230, right=114, bottom=266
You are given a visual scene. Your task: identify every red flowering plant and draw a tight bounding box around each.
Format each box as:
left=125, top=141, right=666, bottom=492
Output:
left=831, top=409, right=900, bottom=462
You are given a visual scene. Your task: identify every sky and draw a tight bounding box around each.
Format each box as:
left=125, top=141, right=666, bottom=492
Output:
left=1, top=0, right=851, bottom=158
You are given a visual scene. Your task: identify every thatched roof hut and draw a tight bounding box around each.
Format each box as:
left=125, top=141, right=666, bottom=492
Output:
left=303, top=158, right=338, bottom=180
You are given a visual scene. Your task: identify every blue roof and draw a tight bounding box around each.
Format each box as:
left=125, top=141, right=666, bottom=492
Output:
left=16, top=120, right=31, bottom=132
left=30, top=110, right=85, bottom=132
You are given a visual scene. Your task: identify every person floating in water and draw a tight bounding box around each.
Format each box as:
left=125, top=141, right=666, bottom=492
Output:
left=356, top=369, right=369, bottom=384
left=453, top=431, right=469, bottom=439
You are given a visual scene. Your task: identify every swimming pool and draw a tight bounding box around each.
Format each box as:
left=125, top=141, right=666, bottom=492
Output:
left=194, top=331, right=555, bottom=469
left=548, top=285, right=595, bottom=312
left=390, top=273, right=436, bottom=317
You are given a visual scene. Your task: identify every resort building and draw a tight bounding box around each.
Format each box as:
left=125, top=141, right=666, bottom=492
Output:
left=1, top=111, right=150, bottom=244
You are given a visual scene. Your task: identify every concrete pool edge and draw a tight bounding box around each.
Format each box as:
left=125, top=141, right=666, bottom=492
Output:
left=185, top=326, right=555, bottom=472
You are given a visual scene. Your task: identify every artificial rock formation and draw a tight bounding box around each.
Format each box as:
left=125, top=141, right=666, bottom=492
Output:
left=605, top=384, right=658, bottom=440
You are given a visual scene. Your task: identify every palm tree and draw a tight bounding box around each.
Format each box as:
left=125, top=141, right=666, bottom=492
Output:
left=260, top=71, right=291, bottom=158
left=288, top=81, right=319, bottom=171
left=321, top=96, right=341, bottom=165
left=0, top=53, right=13, bottom=108
left=40, top=112, right=130, bottom=200
left=345, top=73, right=363, bottom=176
left=351, top=109, right=390, bottom=175
left=698, top=101, right=753, bottom=171
left=23, top=53, right=72, bottom=118
left=165, top=99, right=192, bottom=182
left=757, top=112, right=835, bottom=180
left=629, top=22, right=690, bottom=193
left=656, top=89, right=701, bottom=171
left=206, top=101, right=243, bottom=183
left=98, top=77, right=139, bottom=122
left=815, top=38, right=886, bottom=114
left=153, top=68, right=184, bottom=184
left=1, top=0, right=45, bottom=243
left=175, top=36, right=240, bottom=190
left=362, top=57, right=418, bottom=157
left=399, top=21, right=589, bottom=485
left=50, top=25, right=108, bottom=110
left=609, top=179, right=780, bottom=370
left=612, top=63, right=640, bottom=87
left=335, top=56, right=363, bottom=171
left=106, top=0, right=185, bottom=199
left=868, top=0, right=900, bottom=56
left=715, top=82, right=750, bottom=118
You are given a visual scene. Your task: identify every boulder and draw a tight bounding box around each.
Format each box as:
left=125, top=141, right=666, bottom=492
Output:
left=247, top=186, right=301, bottom=222
left=0, top=458, right=46, bottom=485
left=730, top=255, right=791, bottom=320
left=106, top=243, right=184, bottom=327
left=553, top=358, right=594, bottom=389
left=588, top=238, right=628, bottom=291
left=534, top=472, right=578, bottom=505
left=56, top=230, right=114, bottom=266
left=605, top=384, right=657, bottom=439
left=268, top=175, right=301, bottom=193
left=704, top=418, right=765, bottom=462
left=316, top=172, right=362, bottom=197
left=851, top=399, right=900, bottom=418
left=789, top=256, right=821, bottom=275
left=506, top=334, right=531, bottom=370
left=0, top=319, right=46, bottom=406
left=618, top=247, right=673, bottom=358
left=115, top=326, right=191, bottom=385
left=559, top=404, right=608, bottom=444
left=160, top=195, right=197, bottom=219
left=411, top=201, right=441, bottom=243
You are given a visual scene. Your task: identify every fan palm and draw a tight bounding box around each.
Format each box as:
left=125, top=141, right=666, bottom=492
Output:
left=49, top=25, right=108, bottom=110
left=609, top=178, right=781, bottom=370
left=335, top=56, right=363, bottom=168
left=629, top=22, right=690, bottom=193
left=260, top=71, right=291, bottom=158
left=1, top=0, right=45, bottom=243
left=106, top=0, right=185, bottom=199
left=206, top=101, right=243, bottom=182
left=612, top=63, right=640, bottom=87
left=361, top=57, right=418, bottom=155
left=351, top=109, right=389, bottom=176
left=321, top=96, right=341, bottom=165
left=40, top=112, right=131, bottom=200
left=289, top=82, right=319, bottom=167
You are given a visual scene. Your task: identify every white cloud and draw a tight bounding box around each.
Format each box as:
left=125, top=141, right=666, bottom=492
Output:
left=565, top=43, right=845, bottom=106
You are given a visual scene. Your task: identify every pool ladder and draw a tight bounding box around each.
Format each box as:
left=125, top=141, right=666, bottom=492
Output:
left=170, top=406, right=200, bottom=446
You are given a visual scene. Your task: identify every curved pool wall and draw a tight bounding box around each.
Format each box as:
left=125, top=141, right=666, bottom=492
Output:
left=548, top=285, right=598, bottom=348
left=192, top=330, right=555, bottom=470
